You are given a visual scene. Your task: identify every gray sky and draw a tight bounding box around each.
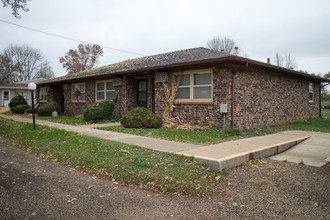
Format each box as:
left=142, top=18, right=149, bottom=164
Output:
left=1, top=0, right=330, bottom=77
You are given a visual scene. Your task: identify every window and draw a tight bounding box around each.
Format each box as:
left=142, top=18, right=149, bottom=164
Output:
left=96, top=80, right=115, bottom=101
left=308, top=82, right=314, bottom=102
left=176, top=69, right=212, bottom=102
left=71, top=83, right=86, bottom=102
left=39, top=87, right=48, bottom=102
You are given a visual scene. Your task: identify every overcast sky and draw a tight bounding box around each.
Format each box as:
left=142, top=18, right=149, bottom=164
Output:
left=1, top=0, right=329, bottom=77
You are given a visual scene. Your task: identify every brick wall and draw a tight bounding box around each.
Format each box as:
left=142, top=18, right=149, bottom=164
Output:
left=63, top=80, right=95, bottom=116
left=113, top=75, right=137, bottom=115
left=155, top=66, right=233, bottom=127
left=43, top=64, right=320, bottom=130
left=154, top=64, right=320, bottom=130
left=233, top=67, right=319, bottom=129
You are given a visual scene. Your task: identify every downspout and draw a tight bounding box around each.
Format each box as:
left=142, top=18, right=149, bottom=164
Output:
left=320, top=82, right=330, bottom=118
left=231, top=72, right=235, bottom=127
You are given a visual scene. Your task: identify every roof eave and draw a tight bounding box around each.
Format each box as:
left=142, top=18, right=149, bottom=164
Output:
left=38, top=56, right=330, bottom=86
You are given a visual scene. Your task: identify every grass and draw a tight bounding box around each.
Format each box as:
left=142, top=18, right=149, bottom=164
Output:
left=99, top=110, right=330, bottom=144
left=1, top=110, right=118, bottom=125
left=0, top=118, right=226, bottom=196
left=99, top=126, right=241, bottom=145
left=35, top=115, right=90, bottom=125
left=247, top=109, right=330, bottom=135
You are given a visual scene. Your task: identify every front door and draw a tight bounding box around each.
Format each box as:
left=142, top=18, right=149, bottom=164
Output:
left=137, top=79, right=147, bottom=108
left=3, top=90, right=10, bottom=106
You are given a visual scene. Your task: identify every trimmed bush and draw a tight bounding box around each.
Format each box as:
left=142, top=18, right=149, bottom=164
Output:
left=37, top=102, right=60, bottom=116
left=9, top=95, right=28, bottom=112
left=11, top=104, right=30, bottom=114
left=121, top=107, right=163, bottom=128
left=24, top=107, right=32, bottom=114
left=83, top=101, right=115, bottom=122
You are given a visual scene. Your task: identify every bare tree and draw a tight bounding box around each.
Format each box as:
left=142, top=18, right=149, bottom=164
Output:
left=206, top=36, right=240, bottom=55
left=273, top=52, right=283, bottom=67
left=59, top=44, right=104, bottom=74
left=1, top=0, right=29, bottom=18
left=33, top=65, right=54, bottom=79
left=0, top=54, right=16, bottom=84
left=272, top=52, right=297, bottom=70
left=2, top=44, right=54, bottom=82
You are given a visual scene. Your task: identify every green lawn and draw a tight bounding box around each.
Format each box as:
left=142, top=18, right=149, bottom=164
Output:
left=248, top=110, right=330, bottom=135
left=0, top=118, right=226, bottom=196
left=99, top=126, right=241, bottom=145
left=100, top=110, right=330, bottom=143
left=35, top=115, right=90, bottom=125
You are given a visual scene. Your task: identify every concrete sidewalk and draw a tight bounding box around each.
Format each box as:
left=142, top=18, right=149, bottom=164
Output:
left=0, top=111, right=314, bottom=170
left=270, top=130, right=330, bottom=167
left=179, top=132, right=310, bottom=170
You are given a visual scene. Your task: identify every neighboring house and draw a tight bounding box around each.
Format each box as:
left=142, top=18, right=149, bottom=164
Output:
left=0, top=78, right=46, bottom=107
left=37, top=47, right=330, bottom=130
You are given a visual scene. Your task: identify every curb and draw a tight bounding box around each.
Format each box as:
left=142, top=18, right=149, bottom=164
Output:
left=191, top=136, right=310, bottom=170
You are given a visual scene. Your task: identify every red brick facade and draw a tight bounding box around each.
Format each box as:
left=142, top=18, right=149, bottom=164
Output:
left=42, top=64, right=320, bottom=130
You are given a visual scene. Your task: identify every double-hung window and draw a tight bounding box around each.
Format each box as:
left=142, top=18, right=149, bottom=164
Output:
left=176, top=69, right=212, bottom=102
left=39, top=87, right=48, bottom=102
left=71, top=83, right=86, bottom=102
left=308, top=82, right=314, bottom=102
left=96, top=80, right=115, bottom=101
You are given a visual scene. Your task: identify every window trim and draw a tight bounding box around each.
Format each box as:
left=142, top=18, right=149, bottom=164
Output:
left=39, top=87, right=48, bottom=103
left=174, top=69, right=213, bottom=103
left=308, top=82, right=315, bottom=103
left=71, top=83, right=86, bottom=103
left=95, top=80, right=116, bottom=102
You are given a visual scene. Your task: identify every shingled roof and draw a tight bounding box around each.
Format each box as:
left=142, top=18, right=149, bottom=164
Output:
left=39, top=47, right=330, bottom=85
left=39, top=47, right=230, bottom=84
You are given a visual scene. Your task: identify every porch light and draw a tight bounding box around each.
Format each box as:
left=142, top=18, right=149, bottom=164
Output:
left=28, top=82, right=37, bottom=130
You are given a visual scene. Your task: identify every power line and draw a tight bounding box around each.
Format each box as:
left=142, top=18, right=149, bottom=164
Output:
left=0, top=19, right=147, bottom=56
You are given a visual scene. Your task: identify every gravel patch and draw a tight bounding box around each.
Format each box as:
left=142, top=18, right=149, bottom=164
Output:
left=0, top=141, right=329, bottom=219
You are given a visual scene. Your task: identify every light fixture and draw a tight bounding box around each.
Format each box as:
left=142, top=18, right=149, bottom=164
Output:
left=28, top=82, right=37, bottom=130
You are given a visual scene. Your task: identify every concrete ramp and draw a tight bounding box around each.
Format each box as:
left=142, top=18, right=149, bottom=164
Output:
left=179, top=132, right=310, bottom=170
left=270, top=131, right=330, bottom=167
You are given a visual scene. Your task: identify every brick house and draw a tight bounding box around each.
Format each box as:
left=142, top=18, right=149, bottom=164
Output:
left=37, top=47, right=330, bottom=130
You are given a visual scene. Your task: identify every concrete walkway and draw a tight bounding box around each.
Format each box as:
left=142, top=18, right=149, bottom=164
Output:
left=0, top=109, right=324, bottom=170
left=270, top=130, right=330, bottom=167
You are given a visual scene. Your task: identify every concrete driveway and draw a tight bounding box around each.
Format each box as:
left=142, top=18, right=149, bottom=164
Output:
left=270, top=131, right=330, bottom=167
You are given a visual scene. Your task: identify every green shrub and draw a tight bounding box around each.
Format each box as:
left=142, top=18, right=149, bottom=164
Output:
left=83, top=101, right=115, bottom=122
left=37, top=102, right=60, bottom=116
left=9, top=95, right=28, bottom=112
left=11, top=104, right=30, bottom=114
left=24, top=107, right=32, bottom=114
left=121, top=107, right=163, bottom=128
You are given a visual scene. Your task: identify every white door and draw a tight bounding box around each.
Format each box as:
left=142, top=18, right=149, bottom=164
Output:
left=3, top=90, right=10, bottom=106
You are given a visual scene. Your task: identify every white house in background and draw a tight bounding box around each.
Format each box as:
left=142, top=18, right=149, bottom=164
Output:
left=0, top=78, right=46, bottom=106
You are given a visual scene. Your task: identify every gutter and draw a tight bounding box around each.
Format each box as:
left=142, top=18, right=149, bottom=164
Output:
left=320, top=82, right=330, bottom=118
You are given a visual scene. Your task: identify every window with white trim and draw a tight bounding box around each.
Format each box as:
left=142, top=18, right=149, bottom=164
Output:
left=71, top=83, right=86, bottom=102
left=308, top=82, right=314, bottom=102
left=96, top=80, right=115, bottom=101
left=39, top=87, right=48, bottom=102
left=176, top=69, right=212, bottom=102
